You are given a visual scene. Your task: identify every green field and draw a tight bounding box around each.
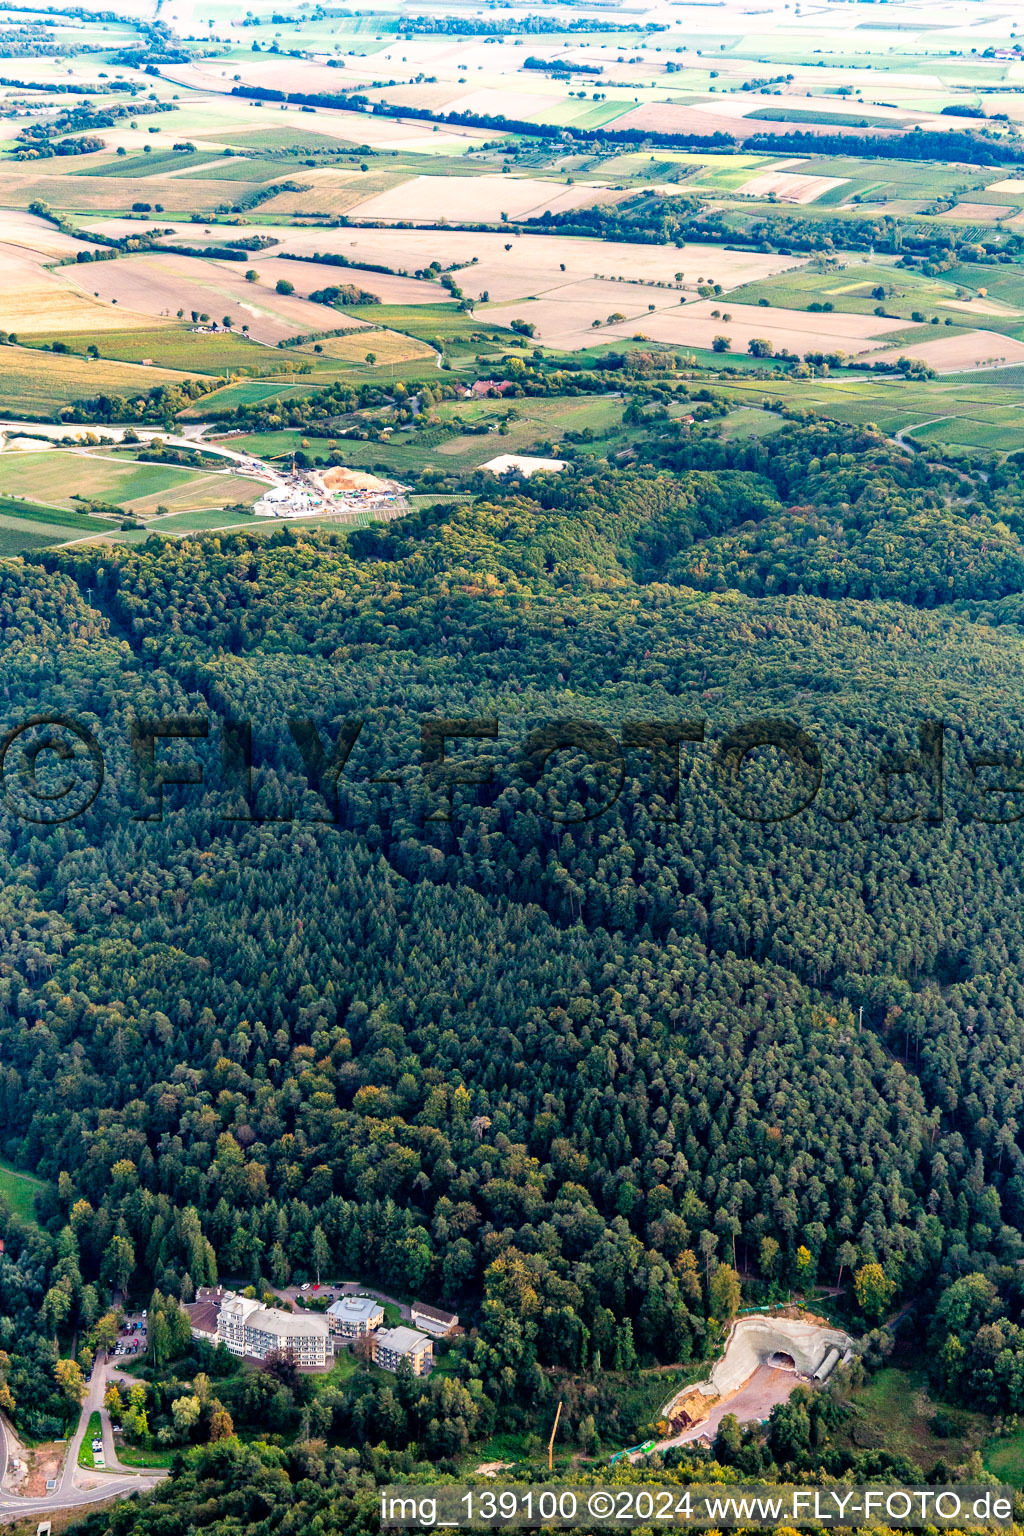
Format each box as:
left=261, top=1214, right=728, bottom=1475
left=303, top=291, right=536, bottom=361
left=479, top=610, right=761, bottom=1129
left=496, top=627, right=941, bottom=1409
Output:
left=78, top=1411, right=102, bottom=1469
left=984, top=1425, right=1024, bottom=1488
left=725, top=262, right=974, bottom=322
left=834, top=1367, right=988, bottom=1471
left=115, top=1440, right=178, bottom=1468
left=712, top=371, right=1024, bottom=453
left=211, top=429, right=310, bottom=458
left=80, top=149, right=228, bottom=179
left=147, top=507, right=258, bottom=533
left=350, top=303, right=511, bottom=349
left=178, top=377, right=322, bottom=415
left=0, top=525, right=61, bottom=556
left=0, top=1157, right=47, bottom=1227
left=0, top=494, right=114, bottom=533
left=0, top=452, right=208, bottom=511
left=746, top=106, right=900, bottom=128
left=25, top=328, right=295, bottom=376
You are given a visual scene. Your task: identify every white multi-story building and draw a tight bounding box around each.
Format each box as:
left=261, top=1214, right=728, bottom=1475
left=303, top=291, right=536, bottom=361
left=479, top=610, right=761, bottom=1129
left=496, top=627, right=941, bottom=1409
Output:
left=327, top=1295, right=385, bottom=1338
left=372, top=1325, right=433, bottom=1377
left=216, top=1293, right=332, bottom=1369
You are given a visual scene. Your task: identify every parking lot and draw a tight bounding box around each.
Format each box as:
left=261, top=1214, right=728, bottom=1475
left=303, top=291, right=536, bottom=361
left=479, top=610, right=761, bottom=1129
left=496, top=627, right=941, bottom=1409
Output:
left=113, top=1312, right=147, bottom=1359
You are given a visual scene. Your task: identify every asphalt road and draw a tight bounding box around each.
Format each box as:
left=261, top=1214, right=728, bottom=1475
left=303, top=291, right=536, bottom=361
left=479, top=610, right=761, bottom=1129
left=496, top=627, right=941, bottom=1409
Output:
left=0, top=1356, right=167, bottom=1521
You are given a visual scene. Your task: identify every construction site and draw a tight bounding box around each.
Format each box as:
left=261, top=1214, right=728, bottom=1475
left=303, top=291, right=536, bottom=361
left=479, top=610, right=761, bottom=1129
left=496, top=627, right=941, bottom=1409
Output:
left=253, top=463, right=407, bottom=522
left=653, top=1312, right=854, bottom=1452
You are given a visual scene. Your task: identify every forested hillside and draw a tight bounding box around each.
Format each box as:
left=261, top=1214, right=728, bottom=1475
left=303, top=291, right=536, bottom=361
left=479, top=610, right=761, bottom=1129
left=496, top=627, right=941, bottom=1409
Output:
left=2, top=413, right=1024, bottom=1520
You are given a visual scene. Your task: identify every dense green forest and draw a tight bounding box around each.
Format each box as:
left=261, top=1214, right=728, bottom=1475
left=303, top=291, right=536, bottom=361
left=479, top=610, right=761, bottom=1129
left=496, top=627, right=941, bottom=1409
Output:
left=2, top=405, right=1024, bottom=1520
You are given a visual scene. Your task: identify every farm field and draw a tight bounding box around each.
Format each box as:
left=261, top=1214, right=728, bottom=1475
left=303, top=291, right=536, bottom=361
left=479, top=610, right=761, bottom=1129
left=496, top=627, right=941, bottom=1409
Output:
left=0, top=347, right=195, bottom=414
left=296, top=330, right=435, bottom=365
left=80, top=221, right=806, bottom=300
left=501, top=286, right=911, bottom=356
left=63, top=252, right=364, bottom=346
left=0, top=450, right=222, bottom=510
left=712, top=370, right=1024, bottom=452
left=0, top=493, right=116, bottom=534
left=344, top=173, right=623, bottom=223
left=209, top=430, right=310, bottom=459
left=25, top=326, right=306, bottom=374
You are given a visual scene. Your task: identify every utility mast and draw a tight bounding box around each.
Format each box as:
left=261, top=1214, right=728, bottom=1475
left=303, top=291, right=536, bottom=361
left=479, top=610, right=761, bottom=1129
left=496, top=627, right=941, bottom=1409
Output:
left=548, top=1401, right=562, bottom=1473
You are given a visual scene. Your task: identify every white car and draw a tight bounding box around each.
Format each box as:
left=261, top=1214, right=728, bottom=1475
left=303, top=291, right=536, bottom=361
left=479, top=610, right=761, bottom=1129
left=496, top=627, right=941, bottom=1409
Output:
left=300, top=1283, right=310, bottom=1291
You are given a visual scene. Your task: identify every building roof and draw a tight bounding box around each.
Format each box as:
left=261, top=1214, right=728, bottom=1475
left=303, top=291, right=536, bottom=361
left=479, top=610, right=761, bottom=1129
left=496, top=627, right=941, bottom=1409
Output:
left=481, top=454, right=567, bottom=478
left=248, top=1306, right=330, bottom=1338
left=220, top=1295, right=262, bottom=1322
left=327, top=1296, right=384, bottom=1323
left=375, top=1325, right=432, bottom=1355
left=186, top=1290, right=225, bottom=1336
left=411, top=1302, right=458, bottom=1326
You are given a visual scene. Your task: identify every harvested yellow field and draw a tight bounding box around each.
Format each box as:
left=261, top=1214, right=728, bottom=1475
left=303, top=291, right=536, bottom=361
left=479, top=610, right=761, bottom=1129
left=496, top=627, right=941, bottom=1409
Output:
left=868, top=330, right=1024, bottom=373
left=0, top=346, right=195, bottom=415
left=735, top=170, right=849, bottom=204
left=346, top=173, right=622, bottom=224
left=940, top=297, right=1022, bottom=317
left=259, top=173, right=411, bottom=217
left=985, top=179, right=1024, bottom=194
left=0, top=247, right=161, bottom=335
left=67, top=252, right=355, bottom=345
left=299, top=330, right=434, bottom=364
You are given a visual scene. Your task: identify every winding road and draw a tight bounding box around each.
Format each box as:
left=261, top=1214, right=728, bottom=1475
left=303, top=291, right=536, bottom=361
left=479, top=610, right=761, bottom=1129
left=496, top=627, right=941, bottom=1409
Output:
left=0, top=1355, right=166, bottom=1522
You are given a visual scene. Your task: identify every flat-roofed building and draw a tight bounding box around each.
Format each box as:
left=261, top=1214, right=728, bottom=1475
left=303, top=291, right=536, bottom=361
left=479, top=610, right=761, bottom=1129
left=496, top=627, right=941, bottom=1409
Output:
left=215, top=1292, right=332, bottom=1369
left=328, top=1295, right=385, bottom=1338
left=372, top=1325, right=433, bottom=1377
left=218, top=1294, right=262, bottom=1356
left=410, top=1302, right=459, bottom=1338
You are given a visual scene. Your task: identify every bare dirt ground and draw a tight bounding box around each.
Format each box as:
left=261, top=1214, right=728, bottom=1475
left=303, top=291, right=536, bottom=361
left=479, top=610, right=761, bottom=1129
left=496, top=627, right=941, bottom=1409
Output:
left=869, top=330, right=1024, bottom=372
left=346, top=173, right=621, bottom=224
left=519, top=291, right=907, bottom=355
left=948, top=201, right=1013, bottom=222
left=66, top=252, right=348, bottom=345
left=20, top=1441, right=64, bottom=1497
left=79, top=224, right=804, bottom=308
left=663, top=1365, right=799, bottom=1447
left=735, top=171, right=849, bottom=204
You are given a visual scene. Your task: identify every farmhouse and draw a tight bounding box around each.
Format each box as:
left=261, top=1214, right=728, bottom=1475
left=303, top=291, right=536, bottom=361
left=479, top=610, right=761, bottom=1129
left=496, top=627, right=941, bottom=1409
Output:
left=372, top=1325, right=434, bottom=1376
left=327, top=1295, right=385, bottom=1338
left=216, top=1292, right=333, bottom=1368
